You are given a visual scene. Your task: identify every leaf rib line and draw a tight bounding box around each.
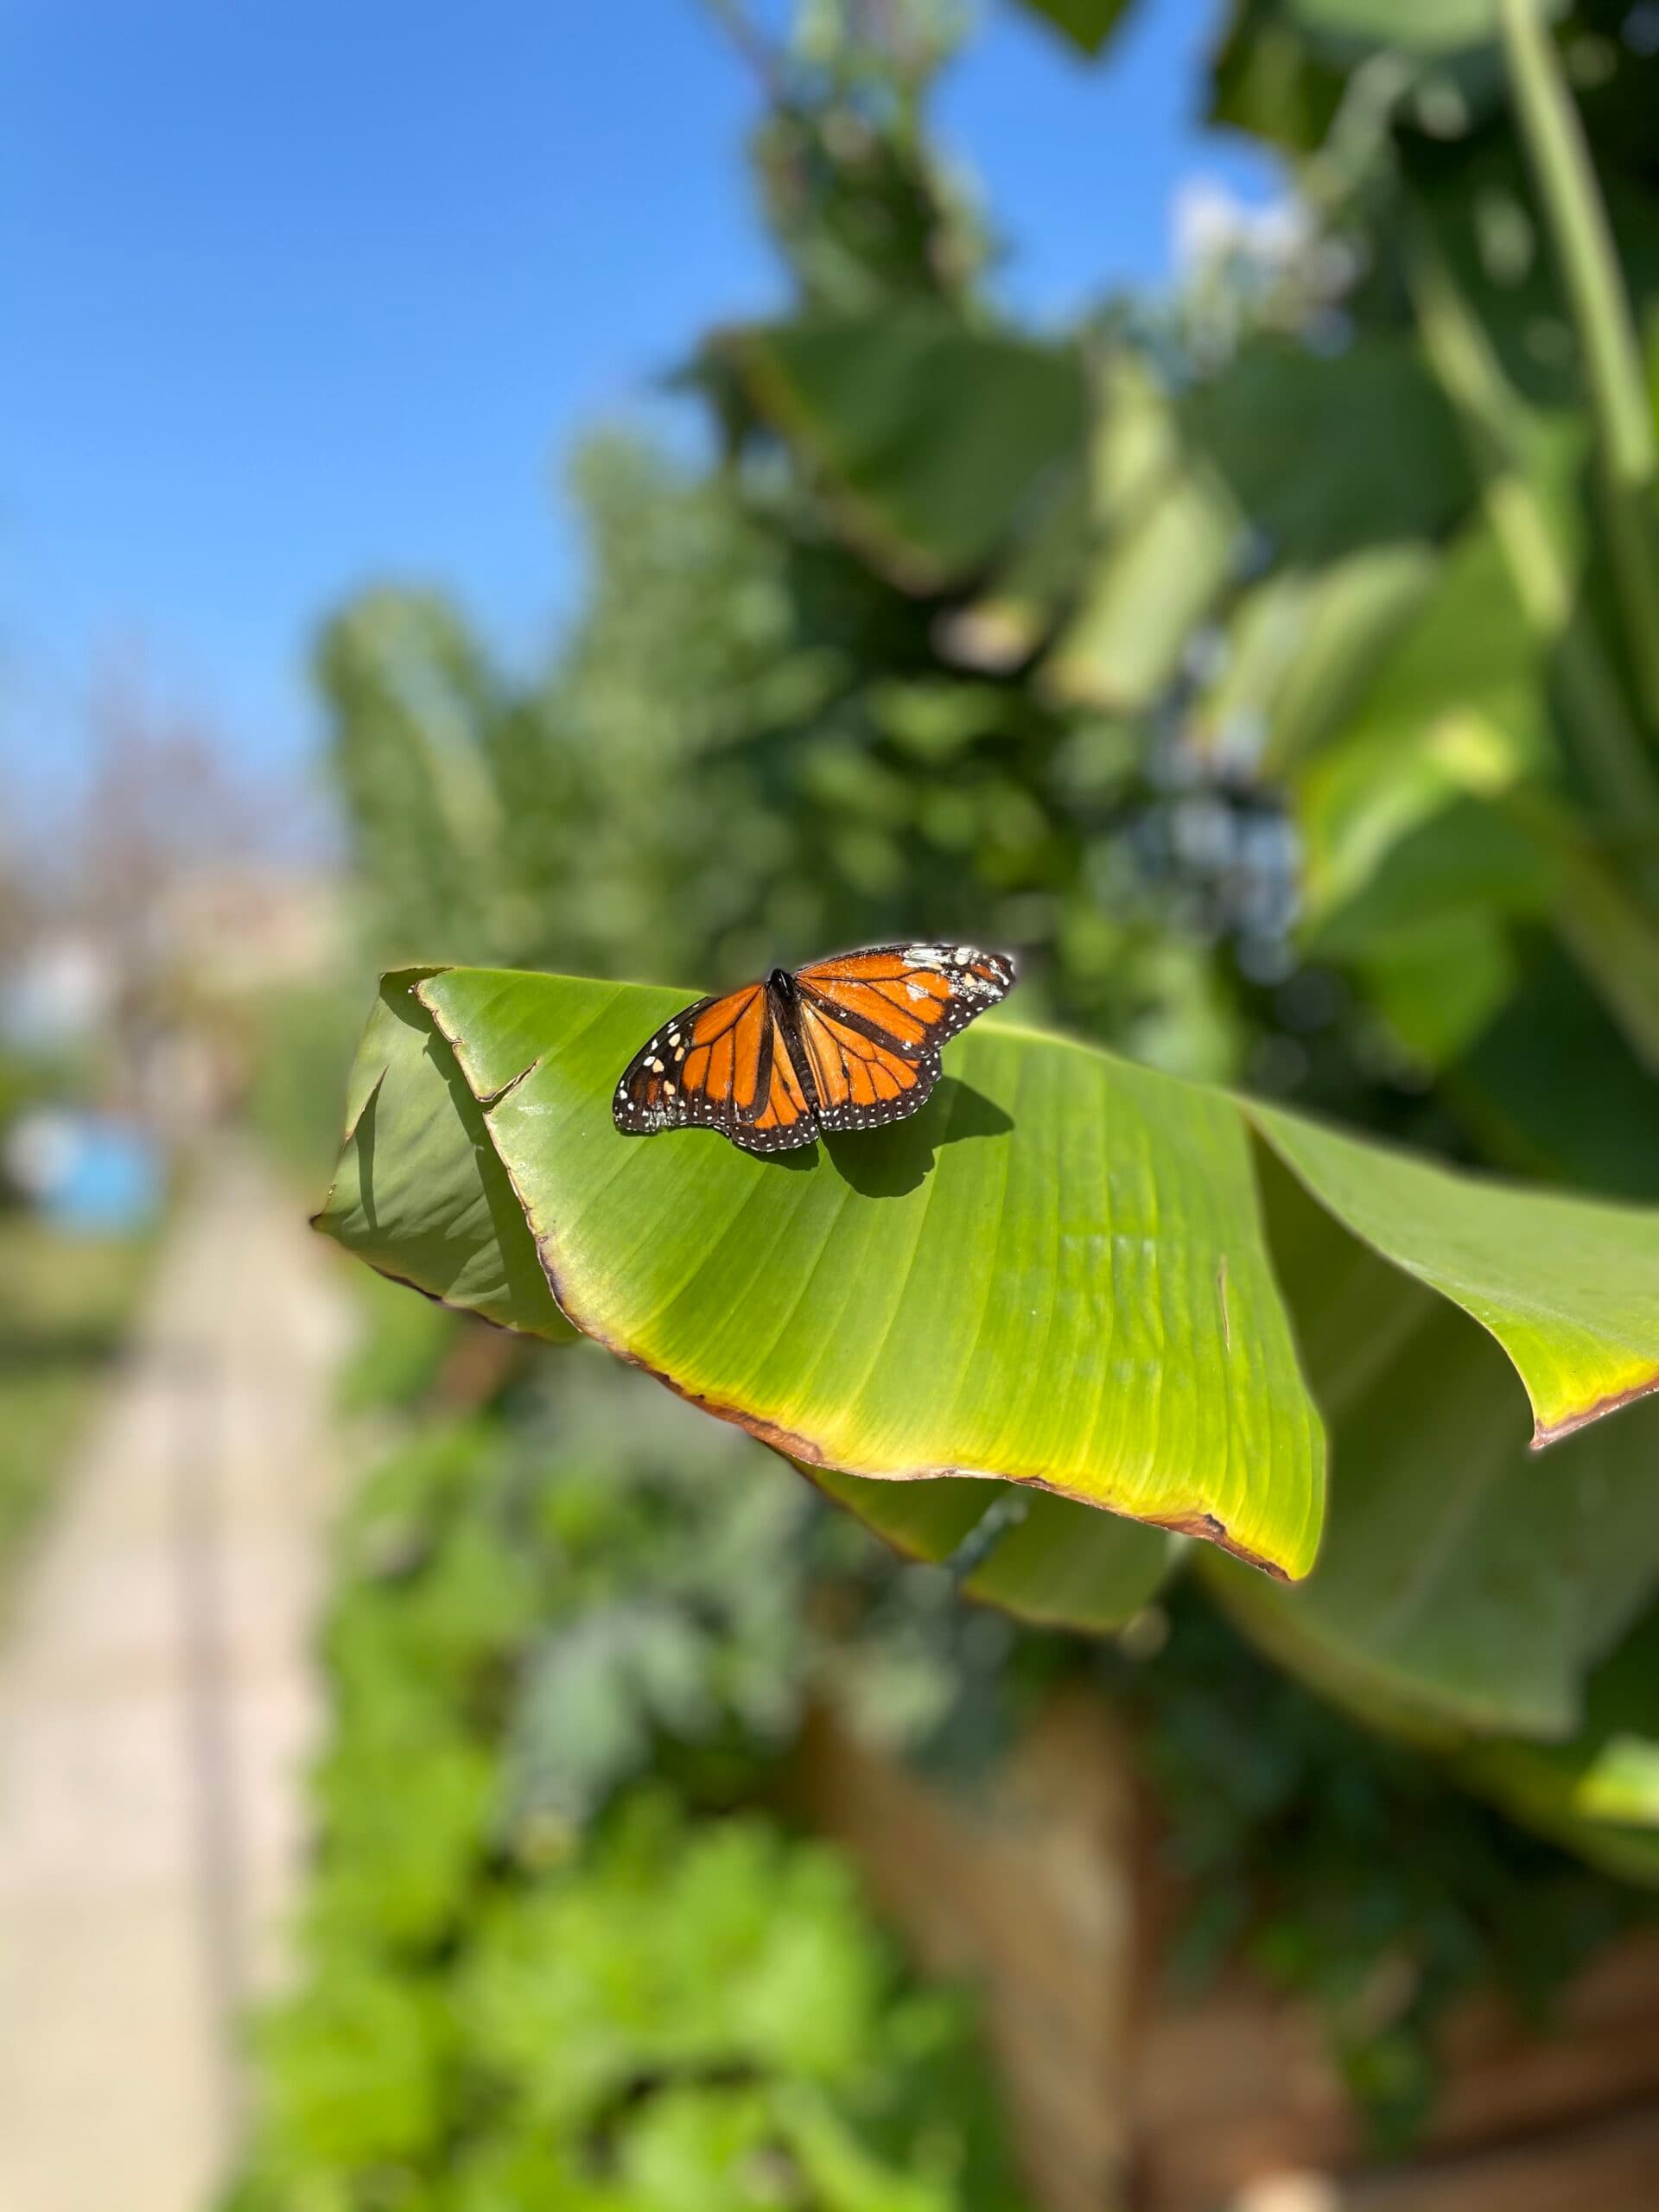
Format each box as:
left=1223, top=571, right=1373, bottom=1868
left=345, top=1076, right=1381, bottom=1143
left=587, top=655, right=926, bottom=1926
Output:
left=815, top=1076, right=966, bottom=1462
left=650, top=1158, right=823, bottom=1365
left=933, top=1055, right=1020, bottom=1476
left=728, top=1176, right=860, bottom=1418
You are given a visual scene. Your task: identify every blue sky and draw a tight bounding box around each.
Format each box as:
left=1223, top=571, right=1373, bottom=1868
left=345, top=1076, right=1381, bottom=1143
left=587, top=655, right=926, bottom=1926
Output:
left=2, top=0, right=1278, bottom=827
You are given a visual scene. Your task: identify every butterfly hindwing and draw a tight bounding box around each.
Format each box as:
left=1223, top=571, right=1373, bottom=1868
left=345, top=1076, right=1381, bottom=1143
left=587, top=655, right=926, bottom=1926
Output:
left=734, top=1004, right=818, bottom=1152
left=792, top=993, right=937, bottom=1136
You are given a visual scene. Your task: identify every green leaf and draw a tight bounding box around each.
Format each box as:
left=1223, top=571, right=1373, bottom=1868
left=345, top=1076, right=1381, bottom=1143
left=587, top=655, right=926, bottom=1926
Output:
left=1180, top=339, right=1474, bottom=564
left=313, top=970, right=575, bottom=1340
left=1206, top=0, right=1566, bottom=153
left=1009, top=0, right=1138, bottom=58
left=321, top=969, right=1324, bottom=1580
left=1255, top=1103, right=1659, bottom=1446
left=716, top=308, right=1088, bottom=592
left=812, top=1469, right=1179, bottom=1630
left=948, top=467, right=1093, bottom=667
left=960, top=1493, right=1179, bottom=1629
left=320, top=592, right=522, bottom=964
left=1197, top=543, right=1438, bottom=772
left=424, top=969, right=1323, bottom=1577
left=1045, top=355, right=1243, bottom=712
left=1455, top=1604, right=1659, bottom=1880
left=1043, top=468, right=1238, bottom=709
left=808, top=1466, right=993, bottom=1563
left=316, top=967, right=1659, bottom=1612
left=254, top=1963, right=455, bottom=2168
left=1452, top=942, right=1659, bottom=1199
left=1048, top=340, right=1472, bottom=716
left=1272, top=508, right=1659, bottom=1073
left=1291, top=0, right=1504, bottom=50
left=1209, top=0, right=1346, bottom=153
left=1497, top=0, right=1659, bottom=730
left=462, top=1800, right=925, bottom=2122
left=1356, top=910, right=1518, bottom=1071
left=1306, top=784, right=1554, bottom=957
left=1296, top=524, right=1546, bottom=777
left=1206, top=1149, right=1659, bottom=1741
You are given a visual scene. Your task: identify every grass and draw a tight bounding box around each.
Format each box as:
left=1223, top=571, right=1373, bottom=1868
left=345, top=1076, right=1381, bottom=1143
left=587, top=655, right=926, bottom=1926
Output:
left=0, top=1212, right=154, bottom=1584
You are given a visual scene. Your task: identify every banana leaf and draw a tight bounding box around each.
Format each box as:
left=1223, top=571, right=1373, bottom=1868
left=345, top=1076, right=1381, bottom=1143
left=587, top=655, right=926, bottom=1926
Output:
left=317, top=968, right=1659, bottom=1600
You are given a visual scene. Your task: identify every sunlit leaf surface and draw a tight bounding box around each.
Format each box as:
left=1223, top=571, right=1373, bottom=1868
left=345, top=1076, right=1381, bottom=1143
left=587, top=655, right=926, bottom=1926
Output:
left=318, top=968, right=1659, bottom=1611
left=1255, top=1103, right=1659, bottom=1444
left=321, top=969, right=1325, bottom=1580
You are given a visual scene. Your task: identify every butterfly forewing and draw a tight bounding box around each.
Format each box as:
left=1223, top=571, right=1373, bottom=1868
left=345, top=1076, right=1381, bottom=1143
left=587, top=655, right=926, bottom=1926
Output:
left=613, top=942, right=1014, bottom=1152
left=794, top=943, right=1015, bottom=1054
left=613, top=981, right=819, bottom=1151
left=613, top=984, right=758, bottom=1140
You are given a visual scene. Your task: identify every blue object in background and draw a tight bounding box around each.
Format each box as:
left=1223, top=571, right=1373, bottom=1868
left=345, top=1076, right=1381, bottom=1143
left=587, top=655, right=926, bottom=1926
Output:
left=10, top=1113, right=163, bottom=1236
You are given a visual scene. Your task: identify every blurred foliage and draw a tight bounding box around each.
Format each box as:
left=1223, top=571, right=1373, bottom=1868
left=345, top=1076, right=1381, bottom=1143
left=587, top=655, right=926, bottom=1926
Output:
left=330, top=1267, right=457, bottom=1421
left=319, top=0, right=1659, bottom=1152
left=246, top=0, right=1659, bottom=2165
left=0, top=1041, right=85, bottom=1187
left=318, top=0, right=1260, bottom=1087
left=1107, top=1587, right=1650, bottom=2151
left=230, top=1342, right=1649, bottom=2171
left=320, top=423, right=1245, bottom=1076
left=321, top=426, right=1249, bottom=1076
left=242, top=981, right=371, bottom=1192
left=227, top=1359, right=1033, bottom=2212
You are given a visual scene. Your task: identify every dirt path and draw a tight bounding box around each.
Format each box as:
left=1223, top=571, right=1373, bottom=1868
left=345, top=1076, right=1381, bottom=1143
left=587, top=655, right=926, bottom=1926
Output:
left=0, top=1147, right=353, bottom=2212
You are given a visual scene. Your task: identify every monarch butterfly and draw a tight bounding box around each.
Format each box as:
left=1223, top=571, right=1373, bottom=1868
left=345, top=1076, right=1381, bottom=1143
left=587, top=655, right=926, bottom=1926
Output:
left=613, top=943, right=1016, bottom=1154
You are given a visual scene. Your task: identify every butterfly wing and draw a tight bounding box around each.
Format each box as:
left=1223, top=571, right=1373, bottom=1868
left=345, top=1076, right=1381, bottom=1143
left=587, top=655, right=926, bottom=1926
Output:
left=613, top=982, right=818, bottom=1152
left=792, top=993, right=936, bottom=1135
left=613, top=944, right=1014, bottom=1150
left=794, top=943, right=1015, bottom=1051
left=734, top=1007, right=818, bottom=1152
left=791, top=942, right=1014, bottom=1136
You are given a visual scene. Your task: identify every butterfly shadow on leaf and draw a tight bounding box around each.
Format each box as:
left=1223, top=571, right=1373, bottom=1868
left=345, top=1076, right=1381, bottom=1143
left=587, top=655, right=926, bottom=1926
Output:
left=820, top=1077, right=1014, bottom=1199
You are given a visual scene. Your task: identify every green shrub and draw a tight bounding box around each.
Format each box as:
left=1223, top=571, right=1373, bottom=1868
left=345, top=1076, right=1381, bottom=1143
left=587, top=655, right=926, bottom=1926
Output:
left=240, top=1793, right=1018, bottom=2212
left=242, top=982, right=368, bottom=1192
left=226, top=1367, right=1030, bottom=2212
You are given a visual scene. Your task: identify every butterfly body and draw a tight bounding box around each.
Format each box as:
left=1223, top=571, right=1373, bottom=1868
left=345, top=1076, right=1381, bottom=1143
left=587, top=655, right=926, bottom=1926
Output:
left=613, top=943, right=1015, bottom=1154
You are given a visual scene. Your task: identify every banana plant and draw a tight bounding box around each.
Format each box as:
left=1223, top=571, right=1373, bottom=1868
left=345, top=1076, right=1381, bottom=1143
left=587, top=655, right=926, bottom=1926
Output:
left=306, top=0, right=1659, bottom=1885
left=316, top=963, right=1659, bottom=1872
